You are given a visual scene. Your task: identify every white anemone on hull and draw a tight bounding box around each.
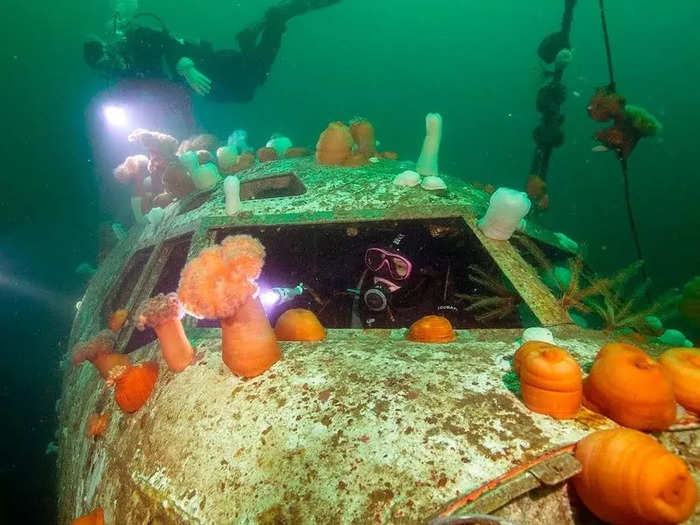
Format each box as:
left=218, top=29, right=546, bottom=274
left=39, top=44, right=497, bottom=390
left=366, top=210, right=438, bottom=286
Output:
left=393, top=170, right=421, bottom=187
left=416, top=113, right=442, bottom=177
left=522, top=327, right=554, bottom=344
left=224, top=175, right=241, bottom=216
left=478, top=187, right=531, bottom=240
left=266, top=136, right=293, bottom=157
left=178, top=151, right=199, bottom=175
left=420, top=175, right=447, bottom=191
left=217, top=146, right=239, bottom=172
left=192, top=163, right=221, bottom=190
left=228, top=129, right=249, bottom=152
left=145, top=207, right=166, bottom=226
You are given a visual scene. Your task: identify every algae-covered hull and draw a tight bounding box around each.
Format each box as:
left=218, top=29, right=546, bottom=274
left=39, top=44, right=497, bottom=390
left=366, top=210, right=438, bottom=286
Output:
left=58, top=158, right=699, bottom=523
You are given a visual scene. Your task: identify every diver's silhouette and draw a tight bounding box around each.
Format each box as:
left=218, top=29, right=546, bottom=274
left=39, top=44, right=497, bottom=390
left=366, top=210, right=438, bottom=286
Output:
left=84, top=0, right=341, bottom=103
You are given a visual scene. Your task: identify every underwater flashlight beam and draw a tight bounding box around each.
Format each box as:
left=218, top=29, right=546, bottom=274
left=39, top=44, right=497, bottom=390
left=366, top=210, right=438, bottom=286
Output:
left=103, top=105, right=129, bottom=127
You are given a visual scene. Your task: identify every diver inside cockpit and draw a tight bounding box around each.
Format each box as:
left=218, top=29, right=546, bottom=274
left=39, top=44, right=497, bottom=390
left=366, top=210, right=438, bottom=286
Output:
left=352, top=232, right=458, bottom=329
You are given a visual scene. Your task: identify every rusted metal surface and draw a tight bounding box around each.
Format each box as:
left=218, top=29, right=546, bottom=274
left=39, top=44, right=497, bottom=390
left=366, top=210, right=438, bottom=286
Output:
left=529, top=453, right=581, bottom=486
left=58, top=329, right=619, bottom=524
left=450, top=471, right=541, bottom=517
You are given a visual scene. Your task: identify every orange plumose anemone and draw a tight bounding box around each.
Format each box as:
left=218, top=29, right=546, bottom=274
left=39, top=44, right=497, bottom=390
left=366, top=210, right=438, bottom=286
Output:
left=128, top=128, right=179, bottom=157
left=72, top=330, right=130, bottom=385
left=135, top=293, right=194, bottom=372
left=178, top=235, right=281, bottom=377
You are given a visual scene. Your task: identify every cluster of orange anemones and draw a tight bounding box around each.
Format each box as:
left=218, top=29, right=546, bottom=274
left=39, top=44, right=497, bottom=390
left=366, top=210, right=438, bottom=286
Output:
left=508, top=340, right=698, bottom=524
left=128, top=128, right=178, bottom=157
left=315, top=119, right=398, bottom=167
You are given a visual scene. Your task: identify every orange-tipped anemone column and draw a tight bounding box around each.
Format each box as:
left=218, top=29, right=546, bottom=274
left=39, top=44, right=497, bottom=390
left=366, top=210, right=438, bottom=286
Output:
left=178, top=234, right=282, bottom=378
left=221, top=296, right=281, bottom=377
left=72, top=330, right=130, bottom=385
left=153, top=318, right=193, bottom=371
left=135, top=293, right=194, bottom=372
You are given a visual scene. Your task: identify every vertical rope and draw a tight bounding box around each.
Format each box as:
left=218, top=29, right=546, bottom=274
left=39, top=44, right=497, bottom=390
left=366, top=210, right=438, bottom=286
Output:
left=598, top=0, right=616, bottom=91
left=621, top=159, right=648, bottom=278
left=600, top=0, right=647, bottom=277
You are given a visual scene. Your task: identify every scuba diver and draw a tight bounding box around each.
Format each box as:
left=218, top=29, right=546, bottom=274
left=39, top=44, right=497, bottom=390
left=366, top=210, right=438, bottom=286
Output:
left=83, top=0, right=341, bottom=103
left=353, top=233, right=459, bottom=329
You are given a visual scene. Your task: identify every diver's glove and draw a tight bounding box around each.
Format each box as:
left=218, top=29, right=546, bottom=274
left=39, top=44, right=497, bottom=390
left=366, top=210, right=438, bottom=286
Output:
left=176, top=57, right=212, bottom=96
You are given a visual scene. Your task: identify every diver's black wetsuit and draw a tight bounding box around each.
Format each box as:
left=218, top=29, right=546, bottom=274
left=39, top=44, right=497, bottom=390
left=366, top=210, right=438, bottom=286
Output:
left=120, top=23, right=284, bottom=103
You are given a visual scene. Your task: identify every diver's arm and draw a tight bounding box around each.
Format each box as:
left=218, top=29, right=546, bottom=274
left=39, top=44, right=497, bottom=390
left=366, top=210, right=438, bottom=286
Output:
left=175, top=57, right=212, bottom=96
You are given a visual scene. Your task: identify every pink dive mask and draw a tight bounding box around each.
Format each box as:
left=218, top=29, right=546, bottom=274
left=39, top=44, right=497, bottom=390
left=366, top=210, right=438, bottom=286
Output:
left=365, top=247, right=413, bottom=280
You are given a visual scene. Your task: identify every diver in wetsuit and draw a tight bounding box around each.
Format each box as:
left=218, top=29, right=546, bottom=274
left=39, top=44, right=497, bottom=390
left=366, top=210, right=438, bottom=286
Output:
left=83, top=0, right=341, bottom=103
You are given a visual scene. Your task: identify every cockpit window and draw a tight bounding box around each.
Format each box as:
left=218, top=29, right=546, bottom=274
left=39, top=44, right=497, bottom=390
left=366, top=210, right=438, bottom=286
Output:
left=196, top=218, right=524, bottom=330
left=101, top=246, right=154, bottom=324
left=177, top=173, right=306, bottom=215
left=124, top=234, right=193, bottom=352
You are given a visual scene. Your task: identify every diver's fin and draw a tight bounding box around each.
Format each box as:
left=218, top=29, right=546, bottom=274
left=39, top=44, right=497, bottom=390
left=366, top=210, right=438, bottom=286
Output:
left=266, top=0, right=341, bottom=23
